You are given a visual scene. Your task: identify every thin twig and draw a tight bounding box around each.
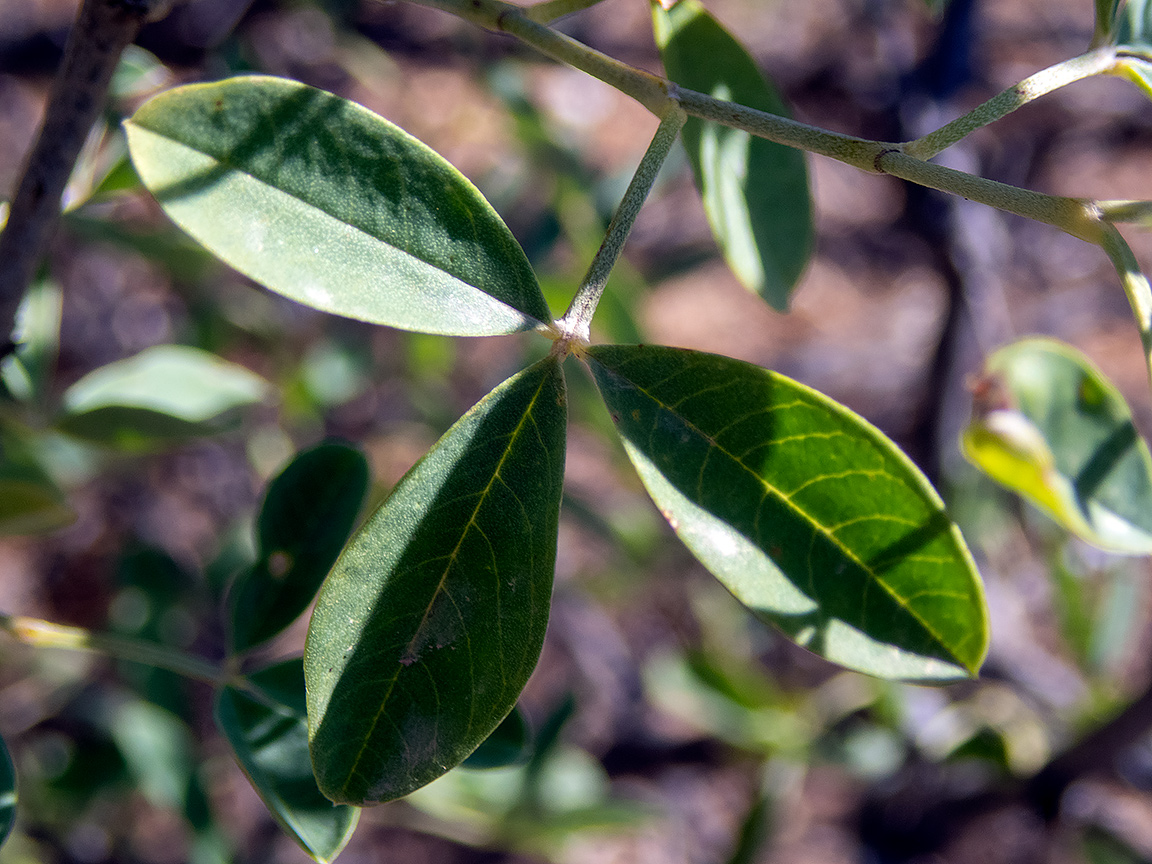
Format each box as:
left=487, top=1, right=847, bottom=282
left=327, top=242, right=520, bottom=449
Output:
left=0, top=0, right=170, bottom=348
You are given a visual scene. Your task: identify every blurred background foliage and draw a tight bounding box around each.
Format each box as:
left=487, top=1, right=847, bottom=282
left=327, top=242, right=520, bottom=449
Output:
left=4, top=0, right=1152, bottom=861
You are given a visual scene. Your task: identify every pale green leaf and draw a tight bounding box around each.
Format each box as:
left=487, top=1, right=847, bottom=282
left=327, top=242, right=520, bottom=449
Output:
left=216, top=660, right=359, bottom=863
left=586, top=344, right=987, bottom=682
left=305, top=356, right=567, bottom=805
left=60, top=345, right=269, bottom=444
left=653, top=0, right=812, bottom=310
left=125, top=75, right=551, bottom=336
left=962, top=337, right=1152, bottom=554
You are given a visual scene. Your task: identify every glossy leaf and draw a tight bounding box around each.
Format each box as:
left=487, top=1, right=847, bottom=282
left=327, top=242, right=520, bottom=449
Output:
left=653, top=0, right=812, bottom=310
left=216, top=660, right=359, bottom=863
left=586, top=344, right=987, bottom=681
left=0, top=733, right=16, bottom=848
left=125, top=75, right=551, bottom=336
left=962, top=338, right=1152, bottom=554
left=59, top=345, right=269, bottom=444
left=230, top=443, right=370, bottom=652
left=305, top=356, right=567, bottom=805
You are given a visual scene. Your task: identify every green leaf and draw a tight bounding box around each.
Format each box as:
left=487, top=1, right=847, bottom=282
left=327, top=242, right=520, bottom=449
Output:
left=1, top=278, right=62, bottom=404
left=961, top=337, right=1152, bottom=554
left=1117, top=0, right=1152, bottom=48
left=125, top=75, right=551, bottom=336
left=0, top=427, right=74, bottom=536
left=216, top=660, right=359, bottom=863
left=0, top=733, right=16, bottom=848
left=585, top=344, right=987, bottom=681
left=230, top=443, right=370, bottom=652
left=653, top=0, right=812, bottom=311
left=1095, top=0, right=1123, bottom=43
left=305, top=356, right=567, bottom=805
left=59, top=345, right=269, bottom=445
left=462, top=705, right=530, bottom=769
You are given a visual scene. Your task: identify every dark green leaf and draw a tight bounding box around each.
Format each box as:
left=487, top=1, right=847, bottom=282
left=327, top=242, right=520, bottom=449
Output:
left=962, top=337, right=1152, bottom=554
left=59, top=345, right=269, bottom=445
left=230, top=443, right=370, bottom=652
left=462, top=705, right=530, bottom=769
left=125, top=75, right=551, bottom=335
left=586, top=344, right=987, bottom=681
left=216, top=660, right=359, bottom=863
left=653, top=0, right=812, bottom=310
left=0, top=733, right=16, bottom=848
left=305, top=356, right=567, bottom=805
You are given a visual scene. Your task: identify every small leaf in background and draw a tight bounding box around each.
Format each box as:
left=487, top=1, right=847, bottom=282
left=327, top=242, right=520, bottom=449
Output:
left=230, top=442, right=369, bottom=653
left=585, top=344, right=987, bottom=682
left=653, top=0, right=812, bottom=311
left=59, top=345, right=269, bottom=446
left=1, top=279, right=62, bottom=404
left=463, top=706, right=530, bottom=769
left=962, top=337, right=1152, bottom=554
left=0, top=733, right=16, bottom=848
left=305, top=356, right=567, bottom=805
left=216, top=659, right=358, bottom=864
left=0, top=428, right=74, bottom=536
left=125, top=75, right=552, bottom=336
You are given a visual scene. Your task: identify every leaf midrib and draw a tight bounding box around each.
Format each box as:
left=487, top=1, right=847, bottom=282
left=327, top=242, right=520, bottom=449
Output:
left=127, top=120, right=537, bottom=322
left=337, top=364, right=553, bottom=799
left=605, top=360, right=959, bottom=661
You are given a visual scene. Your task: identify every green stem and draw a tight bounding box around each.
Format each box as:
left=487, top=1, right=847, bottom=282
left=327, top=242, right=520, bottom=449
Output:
left=557, top=106, right=686, bottom=344
left=1098, top=200, right=1152, bottom=224
left=874, top=150, right=1106, bottom=244
left=400, top=0, right=1110, bottom=251
left=523, top=0, right=607, bottom=24
left=1099, top=224, right=1152, bottom=385
left=0, top=614, right=224, bottom=686
left=904, top=48, right=1119, bottom=160
left=405, top=0, right=670, bottom=112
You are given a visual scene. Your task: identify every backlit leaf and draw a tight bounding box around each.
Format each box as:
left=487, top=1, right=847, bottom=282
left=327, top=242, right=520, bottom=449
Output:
left=305, top=356, right=567, bottom=805
left=216, top=660, right=359, bottom=863
left=125, top=75, right=551, bottom=336
left=60, top=345, right=269, bottom=445
left=585, top=344, right=987, bottom=681
left=962, top=337, right=1152, bottom=554
left=653, top=0, right=812, bottom=310
left=230, top=443, right=369, bottom=652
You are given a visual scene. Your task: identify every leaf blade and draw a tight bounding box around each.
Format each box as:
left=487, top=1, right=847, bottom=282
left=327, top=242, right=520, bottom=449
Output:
left=585, top=344, right=987, bottom=681
left=653, top=0, right=813, bottom=310
left=59, top=345, right=269, bottom=444
left=230, top=443, right=370, bottom=653
left=125, top=75, right=551, bottom=336
left=962, top=337, right=1152, bottom=554
left=216, top=660, right=359, bottom=863
left=305, top=356, right=567, bottom=805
